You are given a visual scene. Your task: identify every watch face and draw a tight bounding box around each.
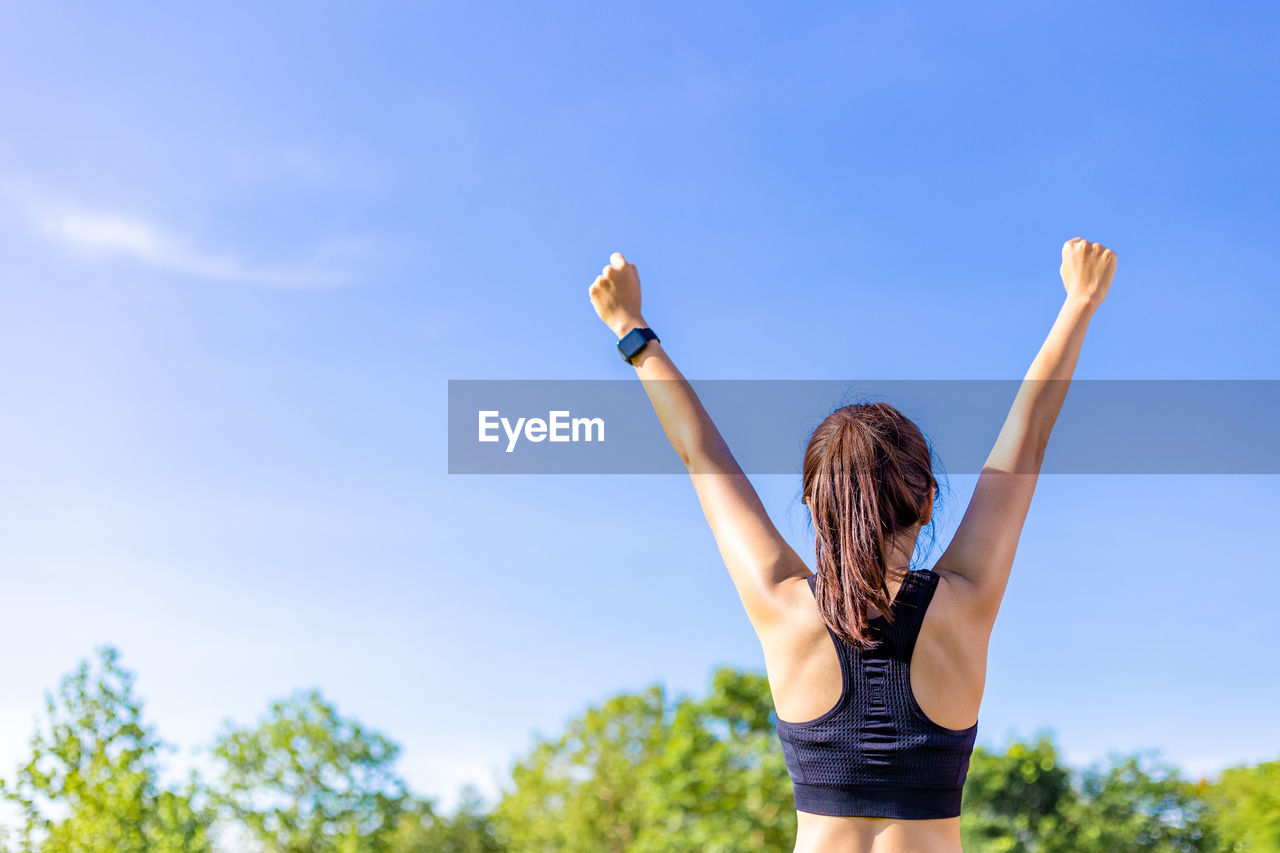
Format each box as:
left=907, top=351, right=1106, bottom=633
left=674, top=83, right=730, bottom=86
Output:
left=618, top=328, right=655, bottom=362
left=620, top=328, right=645, bottom=354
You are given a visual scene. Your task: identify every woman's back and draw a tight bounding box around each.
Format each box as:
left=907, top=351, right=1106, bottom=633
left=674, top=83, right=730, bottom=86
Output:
left=762, top=565, right=988, bottom=852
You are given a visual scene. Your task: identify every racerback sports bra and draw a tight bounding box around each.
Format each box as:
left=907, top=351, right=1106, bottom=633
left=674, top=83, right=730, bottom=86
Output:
left=774, top=569, right=979, bottom=819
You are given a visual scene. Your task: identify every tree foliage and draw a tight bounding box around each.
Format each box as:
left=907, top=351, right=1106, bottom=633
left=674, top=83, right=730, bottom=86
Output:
left=1045, top=751, right=1217, bottom=853
left=2, top=649, right=1277, bottom=852
left=492, top=667, right=794, bottom=852
left=961, top=735, right=1217, bottom=852
left=961, top=732, right=1077, bottom=851
left=209, top=689, right=410, bottom=853
left=388, top=785, right=502, bottom=853
left=0, top=646, right=213, bottom=853
left=1204, top=759, right=1280, bottom=853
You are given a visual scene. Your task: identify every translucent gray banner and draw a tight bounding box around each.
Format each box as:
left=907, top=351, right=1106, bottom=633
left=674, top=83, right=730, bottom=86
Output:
left=447, top=380, right=1280, bottom=474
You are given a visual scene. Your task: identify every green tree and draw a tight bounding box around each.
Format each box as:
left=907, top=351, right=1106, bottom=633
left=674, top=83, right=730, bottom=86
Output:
left=960, top=732, right=1076, bottom=852
left=210, top=689, right=409, bottom=853
left=389, top=785, right=503, bottom=852
left=961, top=736, right=1215, bottom=853
left=0, top=646, right=213, bottom=853
left=1046, top=751, right=1216, bottom=853
left=492, top=666, right=794, bottom=852
left=1204, top=759, right=1280, bottom=852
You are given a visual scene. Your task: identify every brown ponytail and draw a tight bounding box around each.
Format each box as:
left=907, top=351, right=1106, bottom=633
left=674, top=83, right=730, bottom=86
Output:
left=802, top=402, right=938, bottom=650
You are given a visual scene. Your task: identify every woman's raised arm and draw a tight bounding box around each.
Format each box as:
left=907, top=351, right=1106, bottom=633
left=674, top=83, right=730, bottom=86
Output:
left=588, top=252, right=806, bottom=632
left=937, top=237, right=1117, bottom=629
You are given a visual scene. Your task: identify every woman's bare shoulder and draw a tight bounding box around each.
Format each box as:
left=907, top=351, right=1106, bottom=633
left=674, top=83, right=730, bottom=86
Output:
left=924, top=564, right=997, bottom=663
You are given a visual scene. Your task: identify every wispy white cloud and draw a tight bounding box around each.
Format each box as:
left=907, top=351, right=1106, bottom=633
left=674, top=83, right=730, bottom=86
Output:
left=7, top=184, right=369, bottom=288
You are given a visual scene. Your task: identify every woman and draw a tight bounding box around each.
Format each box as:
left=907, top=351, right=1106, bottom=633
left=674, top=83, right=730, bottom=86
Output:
left=588, top=238, right=1116, bottom=853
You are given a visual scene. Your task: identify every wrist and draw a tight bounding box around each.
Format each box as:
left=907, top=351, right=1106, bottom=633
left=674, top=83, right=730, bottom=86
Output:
left=1063, top=293, right=1101, bottom=314
left=609, top=316, right=648, bottom=338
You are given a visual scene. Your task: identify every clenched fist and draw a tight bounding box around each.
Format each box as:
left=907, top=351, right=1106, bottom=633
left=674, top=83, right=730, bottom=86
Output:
left=1060, top=238, right=1116, bottom=305
left=589, top=251, right=647, bottom=337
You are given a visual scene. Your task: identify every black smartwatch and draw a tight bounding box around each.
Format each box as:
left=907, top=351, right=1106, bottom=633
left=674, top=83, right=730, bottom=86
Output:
left=617, top=327, right=659, bottom=364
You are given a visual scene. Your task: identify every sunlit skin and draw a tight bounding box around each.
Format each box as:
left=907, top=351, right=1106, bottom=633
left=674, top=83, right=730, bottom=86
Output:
left=589, top=239, right=1116, bottom=852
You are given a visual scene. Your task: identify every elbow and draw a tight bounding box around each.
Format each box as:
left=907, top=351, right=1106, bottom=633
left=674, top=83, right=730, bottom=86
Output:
left=1007, top=443, right=1046, bottom=475
left=677, top=442, right=709, bottom=472
left=1013, top=440, right=1044, bottom=473
left=992, top=415, right=1051, bottom=473
left=1025, top=438, right=1048, bottom=471
left=678, top=436, right=733, bottom=473
left=986, top=438, right=1047, bottom=475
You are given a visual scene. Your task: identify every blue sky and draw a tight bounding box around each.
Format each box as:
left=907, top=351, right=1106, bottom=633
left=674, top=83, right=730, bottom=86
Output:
left=1, top=1, right=1278, bottom=813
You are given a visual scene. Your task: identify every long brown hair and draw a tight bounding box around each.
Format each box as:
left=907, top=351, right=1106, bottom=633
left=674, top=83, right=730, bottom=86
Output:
left=802, top=402, right=938, bottom=650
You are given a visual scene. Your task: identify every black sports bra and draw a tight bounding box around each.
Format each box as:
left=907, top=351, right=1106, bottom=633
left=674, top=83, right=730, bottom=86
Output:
left=774, top=569, right=979, bottom=819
